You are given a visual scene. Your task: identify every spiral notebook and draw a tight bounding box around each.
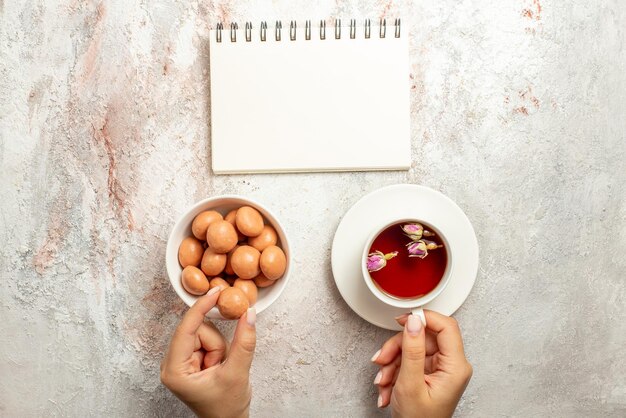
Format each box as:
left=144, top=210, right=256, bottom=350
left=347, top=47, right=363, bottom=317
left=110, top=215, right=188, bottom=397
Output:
left=209, top=19, right=410, bottom=174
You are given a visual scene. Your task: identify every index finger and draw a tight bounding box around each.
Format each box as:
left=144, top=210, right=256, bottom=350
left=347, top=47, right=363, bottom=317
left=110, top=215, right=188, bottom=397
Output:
left=176, top=288, right=221, bottom=336
left=373, top=331, right=439, bottom=366
left=167, top=288, right=221, bottom=364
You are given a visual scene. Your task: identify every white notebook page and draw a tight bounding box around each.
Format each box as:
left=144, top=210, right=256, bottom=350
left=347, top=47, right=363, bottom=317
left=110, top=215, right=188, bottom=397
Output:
left=209, top=24, right=410, bottom=174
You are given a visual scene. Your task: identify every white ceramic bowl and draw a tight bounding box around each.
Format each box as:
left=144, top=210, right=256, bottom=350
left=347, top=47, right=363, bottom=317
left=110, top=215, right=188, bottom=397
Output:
left=166, top=195, right=291, bottom=319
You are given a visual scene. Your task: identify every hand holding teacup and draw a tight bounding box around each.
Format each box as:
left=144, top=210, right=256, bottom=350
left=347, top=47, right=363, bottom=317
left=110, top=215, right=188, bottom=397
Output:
left=371, top=310, right=473, bottom=414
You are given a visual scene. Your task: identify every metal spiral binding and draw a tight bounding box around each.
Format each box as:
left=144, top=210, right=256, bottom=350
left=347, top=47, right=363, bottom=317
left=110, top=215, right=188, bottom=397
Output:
left=290, top=21, right=296, bottom=41
left=245, top=22, right=252, bottom=42
left=230, top=22, right=238, bottom=42
left=214, top=19, right=401, bottom=42
left=216, top=22, right=223, bottom=42
left=275, top=21, right=282, bottom=41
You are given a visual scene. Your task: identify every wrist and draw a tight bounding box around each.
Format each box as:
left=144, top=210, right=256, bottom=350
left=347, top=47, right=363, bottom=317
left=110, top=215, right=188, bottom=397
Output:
left=194, top=400, right=250, bottom=418
left=196, top=409, right=249, bottom=418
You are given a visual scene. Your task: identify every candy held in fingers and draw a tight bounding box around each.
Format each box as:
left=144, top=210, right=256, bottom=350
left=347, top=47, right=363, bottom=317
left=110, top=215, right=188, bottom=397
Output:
left=178, top=237, right=204, bottom=268
left=260, top=245, right=287, bottom=280
left=206, top=220, right=238, bottom=253
left=234, top=278, right=258, bottom=305
left=217, top=287, right=249, bottom=319
left=201, top=248, right=227, bottom=276
left=181, top=266, right=210, bottom=295
left=253, top=273, right=275, bottom=288
left=236, top=206, right=264, bottom=237
left=231, top=245, right=261, bottom=279
left=191, top=210, right=223, bottom=240
left=248, top=225, right=278, bottom=252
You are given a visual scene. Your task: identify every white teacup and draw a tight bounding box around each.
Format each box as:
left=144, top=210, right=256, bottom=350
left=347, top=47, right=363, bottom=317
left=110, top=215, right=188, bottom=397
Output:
left=361, top=218, right=453, bottom=325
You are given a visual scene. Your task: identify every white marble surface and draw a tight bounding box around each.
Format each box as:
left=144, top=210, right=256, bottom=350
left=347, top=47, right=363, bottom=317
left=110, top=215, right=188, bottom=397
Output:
left=1, top=0, right=625, bottom=417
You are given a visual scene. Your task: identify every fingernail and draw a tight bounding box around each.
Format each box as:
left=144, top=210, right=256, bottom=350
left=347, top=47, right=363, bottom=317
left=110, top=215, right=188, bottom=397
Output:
left=246, top=307, right=256, bottom=327
left=207, top=286, right=221, bottom=296
left=370, top=349, right=381, bottom=362
left=377, top=394, right=383, bottom=408
left=373, top=370, right=382, bottom=385
left=407, top=313, right=422, bottom=336
left=394, top=313, right=409, bottom=321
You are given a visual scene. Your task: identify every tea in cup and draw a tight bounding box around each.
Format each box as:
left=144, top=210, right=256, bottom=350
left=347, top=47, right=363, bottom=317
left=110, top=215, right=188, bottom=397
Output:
left=362, top=219, right=452, bottom=323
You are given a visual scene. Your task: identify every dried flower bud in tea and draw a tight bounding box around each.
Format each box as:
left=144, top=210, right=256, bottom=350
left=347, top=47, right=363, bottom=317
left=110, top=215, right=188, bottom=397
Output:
left=402, top=223, right=424, bottom=241
left=366, top=250, right=398, bottom=272
left=406, top=240, right=428, bottom=259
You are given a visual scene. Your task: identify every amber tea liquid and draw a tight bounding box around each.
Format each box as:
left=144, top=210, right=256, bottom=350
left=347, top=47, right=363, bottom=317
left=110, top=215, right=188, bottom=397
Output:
left=368, top=222, right=448, bottom=299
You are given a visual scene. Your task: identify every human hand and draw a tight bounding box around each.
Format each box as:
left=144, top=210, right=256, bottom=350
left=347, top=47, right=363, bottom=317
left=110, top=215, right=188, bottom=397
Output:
left=160, top=287, right=256, bottom=418
left=371, top=310, right=472, bottom=418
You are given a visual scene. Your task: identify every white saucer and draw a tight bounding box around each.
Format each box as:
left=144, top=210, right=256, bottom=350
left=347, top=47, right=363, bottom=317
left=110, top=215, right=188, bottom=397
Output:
left=331, top=184, right=479, bottom=330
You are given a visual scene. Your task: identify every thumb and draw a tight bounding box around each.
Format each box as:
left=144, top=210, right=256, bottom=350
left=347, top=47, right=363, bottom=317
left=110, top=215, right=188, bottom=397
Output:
left=224, top=307, right=257, bottom=375
left=397, top=313, right=427, bottom=393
